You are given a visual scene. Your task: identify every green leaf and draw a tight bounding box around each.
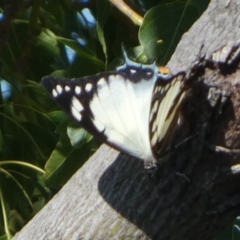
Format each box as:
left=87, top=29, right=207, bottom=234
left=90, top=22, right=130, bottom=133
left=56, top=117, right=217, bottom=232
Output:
left=67, top=122, right=92, bottom=147
left=97, top=0, right=111, bottom=63
left=56, top=37, right=105, bottom=77
left=44, top=120, right=93, bottom=187
left=139, top=1, right=210, bottom=63
left=41, top=0, right=65, bottom=30
left=45, top=110, right=69, bottom=125
left=30, top=29, right=60, bottom=78
left=0, top=234, right=8, bottom=240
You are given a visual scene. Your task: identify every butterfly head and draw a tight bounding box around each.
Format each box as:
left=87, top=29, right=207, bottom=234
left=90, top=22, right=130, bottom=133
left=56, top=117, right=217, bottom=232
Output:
left=116, top=45, right=172, bottom=81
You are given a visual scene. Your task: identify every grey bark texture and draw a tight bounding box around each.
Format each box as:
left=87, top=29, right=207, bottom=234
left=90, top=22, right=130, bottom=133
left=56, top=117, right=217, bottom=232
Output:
left=14, top=0, right=240, bottom=239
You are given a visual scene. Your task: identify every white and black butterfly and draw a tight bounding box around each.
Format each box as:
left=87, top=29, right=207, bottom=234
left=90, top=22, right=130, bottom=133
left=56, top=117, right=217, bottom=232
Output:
left=41, top=47, right=187, bottom=169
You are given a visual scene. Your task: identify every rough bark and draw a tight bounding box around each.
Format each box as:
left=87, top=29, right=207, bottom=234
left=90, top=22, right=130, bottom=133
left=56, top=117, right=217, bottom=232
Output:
left=14, top=0, right=240, bottom=239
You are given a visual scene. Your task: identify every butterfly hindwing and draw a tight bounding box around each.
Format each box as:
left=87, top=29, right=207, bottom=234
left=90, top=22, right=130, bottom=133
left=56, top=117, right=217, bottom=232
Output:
left=149, top=73, right=186, bottom=160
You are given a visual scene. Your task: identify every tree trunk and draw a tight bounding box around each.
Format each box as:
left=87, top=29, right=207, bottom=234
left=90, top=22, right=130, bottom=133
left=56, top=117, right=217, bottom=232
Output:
left=14, top=0, right=240, bottom=239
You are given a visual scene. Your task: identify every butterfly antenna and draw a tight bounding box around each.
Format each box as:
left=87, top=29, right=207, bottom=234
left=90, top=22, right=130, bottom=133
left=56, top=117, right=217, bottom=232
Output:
left=121, top=43, right=128, bottom=61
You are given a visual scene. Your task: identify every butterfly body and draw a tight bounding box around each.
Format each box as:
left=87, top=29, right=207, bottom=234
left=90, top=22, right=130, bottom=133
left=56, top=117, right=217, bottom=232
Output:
left=42, top=47, right=186, bottom=169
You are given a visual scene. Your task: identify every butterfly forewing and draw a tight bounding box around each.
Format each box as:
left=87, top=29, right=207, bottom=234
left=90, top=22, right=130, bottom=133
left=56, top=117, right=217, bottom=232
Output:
left=42, top=62, right=158, bottom=164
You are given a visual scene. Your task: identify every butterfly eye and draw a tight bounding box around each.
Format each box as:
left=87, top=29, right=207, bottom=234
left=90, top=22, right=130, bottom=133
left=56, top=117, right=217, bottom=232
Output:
left=130, top=68, right=137, bottom=74
left=146, top=70, right=153, bottom=77
left=140, top=69, right=153, bottom=79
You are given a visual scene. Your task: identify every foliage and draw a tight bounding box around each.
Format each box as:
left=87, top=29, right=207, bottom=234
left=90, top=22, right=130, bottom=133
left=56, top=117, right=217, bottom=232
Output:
left=215, top=217, right=240, bottom=240
left=0, top=0, right=212, bottom=238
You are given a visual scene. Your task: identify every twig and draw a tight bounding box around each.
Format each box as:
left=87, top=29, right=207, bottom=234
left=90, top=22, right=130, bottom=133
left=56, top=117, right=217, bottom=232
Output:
left=109, top=0, right=143, bottom=26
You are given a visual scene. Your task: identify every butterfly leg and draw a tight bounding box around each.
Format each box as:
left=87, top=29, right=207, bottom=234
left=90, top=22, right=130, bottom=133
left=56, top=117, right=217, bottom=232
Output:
left=208, top=144, right=240, bottom=154
left=207, top=86, right=230, bottom=117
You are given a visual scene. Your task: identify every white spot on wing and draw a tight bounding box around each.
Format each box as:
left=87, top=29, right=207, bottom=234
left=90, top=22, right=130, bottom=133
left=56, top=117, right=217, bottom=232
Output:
left=52, top=89, right=58, bottom=98
left=65, top=85, right=71, bottom=92
left=72, top=96, right=83, bottom=112
left=75, top=86, right=81, bottom=95
left=85, top=83, right=92, bottom=92
left=56, top=85, right=63, bottom=94
left=71, top=106, right=82, bottom=121
left=130, top=69, right=136, bottom=74
left=97, top=78, right=107, bottom=89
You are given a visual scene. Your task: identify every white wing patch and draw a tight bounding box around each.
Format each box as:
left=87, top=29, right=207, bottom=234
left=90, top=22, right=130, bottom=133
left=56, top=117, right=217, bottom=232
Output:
left=72, top=96, right=84, bottom=112
left=71, top=96, right=84, bottom=121
left=88, top=73, right=156, bottom=162
left=71, top=106, right=82, bottom=121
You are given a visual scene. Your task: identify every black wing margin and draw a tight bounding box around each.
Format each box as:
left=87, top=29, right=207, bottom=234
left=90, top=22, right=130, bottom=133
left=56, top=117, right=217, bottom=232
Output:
left=41, top=74, right=109, bottom=142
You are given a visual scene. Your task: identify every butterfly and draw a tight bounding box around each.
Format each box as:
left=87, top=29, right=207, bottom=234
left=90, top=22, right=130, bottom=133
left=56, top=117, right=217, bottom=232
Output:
left=41, top=46, right=187, bottom=170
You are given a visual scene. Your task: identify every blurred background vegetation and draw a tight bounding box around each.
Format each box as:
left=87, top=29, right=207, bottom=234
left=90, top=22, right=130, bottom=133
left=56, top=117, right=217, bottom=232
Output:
left=0, top=0, right=238, bottom=239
